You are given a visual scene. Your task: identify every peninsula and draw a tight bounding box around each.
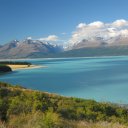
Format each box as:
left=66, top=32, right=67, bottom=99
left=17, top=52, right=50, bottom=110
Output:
left=0, top=61, right=44, bottom=72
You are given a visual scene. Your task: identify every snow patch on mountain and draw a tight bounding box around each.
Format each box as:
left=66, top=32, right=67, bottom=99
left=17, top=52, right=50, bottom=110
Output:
left=66, top=19, right=128, bottom=50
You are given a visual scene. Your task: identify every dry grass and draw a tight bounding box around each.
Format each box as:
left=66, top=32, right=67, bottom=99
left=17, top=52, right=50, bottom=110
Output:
left=1, top=117, right=128, bottom=128
left=76, top=121, right=128, bottom=128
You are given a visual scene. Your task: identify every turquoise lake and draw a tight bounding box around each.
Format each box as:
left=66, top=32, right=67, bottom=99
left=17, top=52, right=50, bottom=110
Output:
left=0, top=56, right=128, bottom=104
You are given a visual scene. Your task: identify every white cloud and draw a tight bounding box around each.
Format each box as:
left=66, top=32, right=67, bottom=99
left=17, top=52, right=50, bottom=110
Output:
left=111, top=19, right=128, bottom=28
left=39, top=35, right=59, bottom=41
left=88, top=21, right=104, bottom=28
left=68, top=19, right=128, bottom=46
left=120, top=29, right=128, bottom=37
left=77, top=23, right=86, bottom=29
left=27, top=37, right=32, bottom=40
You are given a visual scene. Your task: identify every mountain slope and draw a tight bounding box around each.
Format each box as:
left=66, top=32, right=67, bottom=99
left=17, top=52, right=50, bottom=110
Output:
left=0, top=39, right=63, bottom=59
left=1, top=37, right=128, bottom=59
left=48, top=45, right=128, bottom=58
left=66, top=36, right=128, bottom=50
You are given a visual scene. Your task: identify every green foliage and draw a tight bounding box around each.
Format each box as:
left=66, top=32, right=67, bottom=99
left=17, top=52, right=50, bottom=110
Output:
left=0, top=99, right=8, bottom=121
left=42, top=110, right=61, bottom=128
left=0, top=82, right=128, bottom=127
left=0, top=65, right=12, bottom=73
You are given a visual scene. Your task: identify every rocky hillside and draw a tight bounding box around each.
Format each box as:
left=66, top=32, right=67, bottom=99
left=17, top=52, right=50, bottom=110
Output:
left=0, top=39, right=63, bottom=59
left=1, top=36, right=128, bottom=59
left=66, top=36, right=128, bottom=51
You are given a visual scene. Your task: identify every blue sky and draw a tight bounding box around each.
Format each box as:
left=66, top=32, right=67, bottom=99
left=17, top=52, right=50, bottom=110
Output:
left=0, top=0, right=128, bottom=44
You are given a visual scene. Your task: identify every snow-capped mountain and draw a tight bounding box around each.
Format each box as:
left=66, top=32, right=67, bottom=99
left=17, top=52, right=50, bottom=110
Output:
left=1, top=32, right=128, bottom=59
left=0, top=39, right=63, bottom=59
left=66, top=33, right=128, bottom=50
left=65, top=21, right=128, bottom=50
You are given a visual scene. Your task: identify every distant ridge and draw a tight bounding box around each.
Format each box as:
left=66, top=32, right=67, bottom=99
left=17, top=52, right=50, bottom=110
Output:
left=1, top=37, right=128, bottom=59
left=29, top=45, right=128, bottom=58
left=0, top=39, right=63, bottom=59
left=57, top=45, right=128, bottom=57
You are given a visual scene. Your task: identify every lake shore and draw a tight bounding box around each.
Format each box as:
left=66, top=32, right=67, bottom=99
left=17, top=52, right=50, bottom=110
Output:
left=7, top=64, right=46, bottom=71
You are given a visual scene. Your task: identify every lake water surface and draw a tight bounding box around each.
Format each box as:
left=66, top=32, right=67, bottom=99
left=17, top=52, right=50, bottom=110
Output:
left=0, top=56, right=128, bottom=104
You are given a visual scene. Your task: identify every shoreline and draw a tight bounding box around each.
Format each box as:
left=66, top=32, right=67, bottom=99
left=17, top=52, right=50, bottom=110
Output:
left=7, top=64, right=47, bottom=71
left=0, top=55, right=128, bottom=61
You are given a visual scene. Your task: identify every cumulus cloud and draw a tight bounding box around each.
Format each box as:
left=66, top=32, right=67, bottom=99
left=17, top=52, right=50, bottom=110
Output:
left=111, top=19, right=128, bottom=28
left=68, top=19, right=128, bottom=46
left=77, top=23, right=86, bottom=29
left=27, top=37, right=32, bottom=40
left=39, top=35, right=59, bottom=41
left=88, top=21, right=104, bottom=28
left=120, top=29, right=128, bottom=37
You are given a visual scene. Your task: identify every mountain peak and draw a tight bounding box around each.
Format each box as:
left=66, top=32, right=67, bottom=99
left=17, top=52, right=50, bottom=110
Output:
left=0, top=39, right=63, bottom=59
left=66, top=34, right=128, bottom=50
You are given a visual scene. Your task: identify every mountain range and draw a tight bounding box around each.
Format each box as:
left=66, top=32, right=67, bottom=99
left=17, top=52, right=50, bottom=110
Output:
left=1, top=35, right=128, bottom=59
left=0, top=39, right=63, bottom=59
left=66, top=34, right=128, bottom=50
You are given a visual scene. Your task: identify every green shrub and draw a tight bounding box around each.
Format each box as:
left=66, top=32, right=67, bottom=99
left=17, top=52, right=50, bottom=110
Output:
left=0, top=65, right=12, bottom=73
left=0, top=82, right=128, bottom=127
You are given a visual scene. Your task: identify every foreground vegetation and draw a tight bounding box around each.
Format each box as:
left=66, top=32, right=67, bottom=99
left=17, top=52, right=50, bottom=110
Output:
left=0, top=61, right=31, bottom=66
left=0, top=65, right=12, bottom=73
left=0, top=82, right=128, bottom=128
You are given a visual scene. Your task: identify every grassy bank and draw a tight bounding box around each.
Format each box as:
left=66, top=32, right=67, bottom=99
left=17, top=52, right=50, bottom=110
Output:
left=0, top=82, right=128, bottom=128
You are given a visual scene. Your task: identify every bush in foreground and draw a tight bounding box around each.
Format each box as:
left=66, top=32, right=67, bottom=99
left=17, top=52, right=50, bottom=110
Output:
left=0, top=65, right=12, bottom=73
left=0, top=82, right=128, bottom=128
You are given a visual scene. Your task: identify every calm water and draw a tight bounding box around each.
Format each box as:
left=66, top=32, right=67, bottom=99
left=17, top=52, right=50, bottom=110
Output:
left=0, top=56, right=128, bottom=104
